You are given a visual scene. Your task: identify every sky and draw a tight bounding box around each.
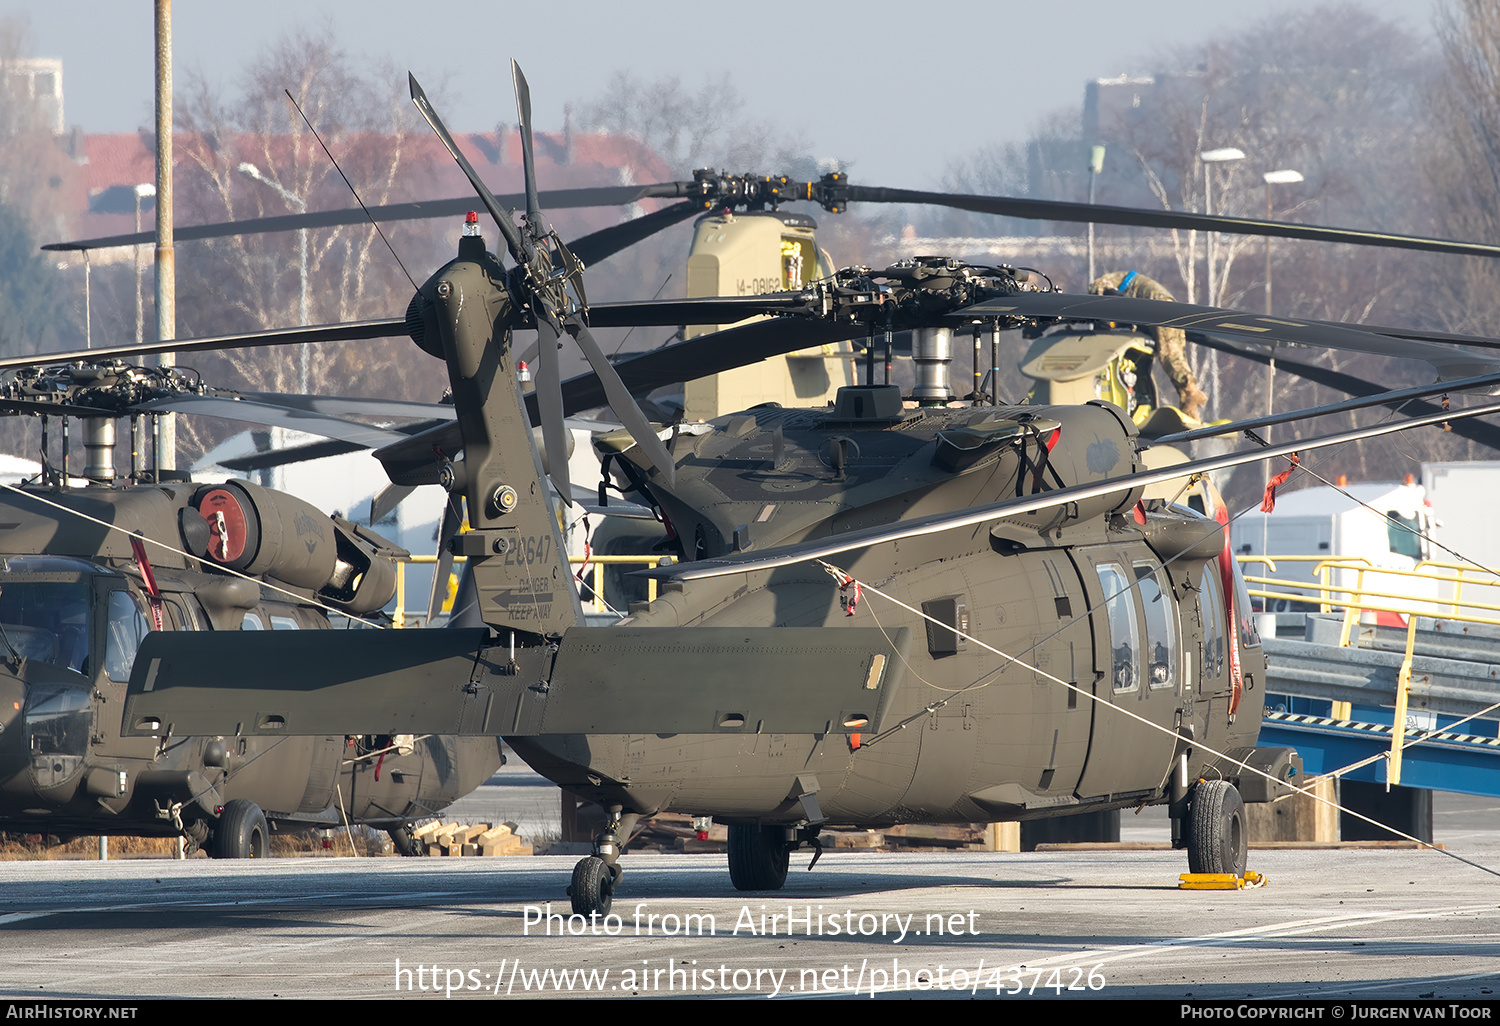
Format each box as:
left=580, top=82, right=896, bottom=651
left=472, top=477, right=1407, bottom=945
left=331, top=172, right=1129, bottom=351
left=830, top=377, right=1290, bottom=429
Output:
left=2, top=0, right=1441, bottom=188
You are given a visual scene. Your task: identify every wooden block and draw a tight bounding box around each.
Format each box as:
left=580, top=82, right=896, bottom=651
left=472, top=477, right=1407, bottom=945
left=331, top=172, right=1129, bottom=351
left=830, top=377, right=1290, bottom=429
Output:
left=413, top=820, right=449, bottom=842
left=476, top=825, right=513, bottom=845
left=1246, top=776, right=1338, bottom=843
left=985, top=822, right=1021, bottom=853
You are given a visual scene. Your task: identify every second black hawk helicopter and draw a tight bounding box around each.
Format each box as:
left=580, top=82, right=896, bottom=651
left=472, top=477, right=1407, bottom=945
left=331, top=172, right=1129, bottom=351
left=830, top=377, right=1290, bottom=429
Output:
left=32, top=62, right=1500, bottom=909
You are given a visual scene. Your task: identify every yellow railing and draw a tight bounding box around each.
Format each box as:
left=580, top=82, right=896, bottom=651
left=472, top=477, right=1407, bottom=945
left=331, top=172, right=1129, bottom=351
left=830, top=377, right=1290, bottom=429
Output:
left=567, top=554, right=677, bottom=614
left=391, top=553, right=675, bottom=626
left=1239, top=555, right=1500, bottom=785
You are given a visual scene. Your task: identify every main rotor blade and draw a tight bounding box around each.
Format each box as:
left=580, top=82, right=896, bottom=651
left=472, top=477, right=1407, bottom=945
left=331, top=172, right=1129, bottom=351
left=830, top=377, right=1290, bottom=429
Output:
left=965, top=293, right=1500, bottom=379
left=408, top=73, right=525, bottom=265
left=45, top=186, right=688, bottom=252
left=232, top=392, right=454, bottom=420
left=132, top=395, right=408, bottom=449
left=569, top=317, right=675, bottom=486
left=52, top=172, right=1500, bottom=264
left=1171, top=339, right=1500, bottom=452
left=586, top=293, right=815, bottom=328
left=650, top=398, right=1500, bottom=583
left=217, top=437, right=365, bottom=471
left=373, top=317, right=864, bottom=485
left=845, top=185, right=1500, bottom=260
left=555, top=317, right=871, bottom=415
left=566, top=201, right=702, bottom=268
left=0, top=318, right=406, bottom=373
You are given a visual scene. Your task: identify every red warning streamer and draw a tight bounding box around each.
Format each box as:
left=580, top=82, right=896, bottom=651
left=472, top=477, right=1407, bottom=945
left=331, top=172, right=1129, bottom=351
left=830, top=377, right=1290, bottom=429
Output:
left=1260, top=454, right=1300, bottom=513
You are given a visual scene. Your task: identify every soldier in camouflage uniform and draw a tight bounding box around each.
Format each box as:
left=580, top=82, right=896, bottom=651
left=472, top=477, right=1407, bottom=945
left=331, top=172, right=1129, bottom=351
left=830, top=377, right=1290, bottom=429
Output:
left=1089, top=270, right=1209, bottom=419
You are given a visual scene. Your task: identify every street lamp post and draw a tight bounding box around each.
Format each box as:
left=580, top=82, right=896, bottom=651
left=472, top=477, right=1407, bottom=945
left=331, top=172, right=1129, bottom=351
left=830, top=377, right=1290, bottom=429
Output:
left=1257, top=168, right=1301, bottom=562
left=1198, top=147, right=1246, bottom=308
left=1086, top=145, right=1105, bottom=284
left=1262, top=169, right=1304, bottom=315
left=1199, top=148, right=1245, bottom=409
left=236, top=161, right=310, bottom=391
left=133, top=183, right=156, bottom=347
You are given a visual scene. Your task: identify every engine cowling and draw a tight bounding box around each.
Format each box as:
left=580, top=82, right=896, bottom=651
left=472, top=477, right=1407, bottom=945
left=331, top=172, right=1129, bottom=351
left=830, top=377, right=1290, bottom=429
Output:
left=180, top=480, right=403, bottom=614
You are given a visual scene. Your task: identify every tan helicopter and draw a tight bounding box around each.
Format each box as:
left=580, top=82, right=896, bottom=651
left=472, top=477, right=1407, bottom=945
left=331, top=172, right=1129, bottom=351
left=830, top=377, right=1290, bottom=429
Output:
left=35, top=63, right=1500, bottom=913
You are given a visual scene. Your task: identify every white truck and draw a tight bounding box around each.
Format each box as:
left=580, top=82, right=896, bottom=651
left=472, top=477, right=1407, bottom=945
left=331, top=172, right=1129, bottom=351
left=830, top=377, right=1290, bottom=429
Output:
left=1231, top=462, right=1500, bottom=630
left=1231, top=475, right=1436, bottom=630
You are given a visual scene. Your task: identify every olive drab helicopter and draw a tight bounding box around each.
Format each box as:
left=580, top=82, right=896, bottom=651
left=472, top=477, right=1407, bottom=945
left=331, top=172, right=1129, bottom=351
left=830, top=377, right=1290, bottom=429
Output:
left=0, top=359, right=510, bottom=857
left=35, top=61, right=1500, bottom=910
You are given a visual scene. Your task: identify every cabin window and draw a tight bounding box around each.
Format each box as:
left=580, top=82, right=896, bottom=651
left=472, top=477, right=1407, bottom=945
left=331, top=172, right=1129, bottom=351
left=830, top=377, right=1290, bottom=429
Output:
left=1096, top=563, right=1139, bottom=693
left=1201, top=569, right=1225, bottom=681
left=1135, top=563, right=1176, bottom=691
left=104, top=591, right=149, bottom=683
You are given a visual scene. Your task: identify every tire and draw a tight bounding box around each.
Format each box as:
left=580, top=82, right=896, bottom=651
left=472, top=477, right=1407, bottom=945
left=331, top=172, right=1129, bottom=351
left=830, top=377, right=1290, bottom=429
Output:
left=1187, top=780, right=1247, bottom=876
left=727, top=824, right=790, bottom=891
left=569, top=856, right=614, bottom=916
left=212, top=799, right=269, bottom=859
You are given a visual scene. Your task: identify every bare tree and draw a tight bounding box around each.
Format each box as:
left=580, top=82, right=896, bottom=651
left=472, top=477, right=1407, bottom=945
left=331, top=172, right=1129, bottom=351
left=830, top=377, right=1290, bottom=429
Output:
left=145, top=31, right=463, bottom=463
left=1421, top=0, right=1500, bottom=335
left=571, top=71, right=818, bottom=178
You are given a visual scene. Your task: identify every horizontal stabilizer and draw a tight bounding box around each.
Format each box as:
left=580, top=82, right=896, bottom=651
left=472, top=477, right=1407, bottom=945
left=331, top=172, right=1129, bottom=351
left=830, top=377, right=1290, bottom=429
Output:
left=121, top=626, right=909, bottom=738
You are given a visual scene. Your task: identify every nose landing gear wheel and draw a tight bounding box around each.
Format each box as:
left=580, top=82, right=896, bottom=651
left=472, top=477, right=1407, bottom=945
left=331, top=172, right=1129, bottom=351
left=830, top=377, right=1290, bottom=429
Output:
left=569, top=855, right=615, bottom=916
left=1186, top=779, right=1247, bottom=876
left=211, top=799, right=269, bottom=859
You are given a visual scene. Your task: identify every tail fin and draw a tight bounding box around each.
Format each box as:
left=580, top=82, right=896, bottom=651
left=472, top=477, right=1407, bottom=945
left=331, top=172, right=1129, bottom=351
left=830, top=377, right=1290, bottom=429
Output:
left=406, top=239, right=580, bottom=636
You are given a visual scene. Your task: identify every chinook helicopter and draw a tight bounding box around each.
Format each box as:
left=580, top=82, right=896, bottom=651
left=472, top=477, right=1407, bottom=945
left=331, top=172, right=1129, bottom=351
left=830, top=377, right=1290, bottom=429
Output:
left=0, top=357, right=512, bottom=857
left=37, top=62, right=1500, bottom=911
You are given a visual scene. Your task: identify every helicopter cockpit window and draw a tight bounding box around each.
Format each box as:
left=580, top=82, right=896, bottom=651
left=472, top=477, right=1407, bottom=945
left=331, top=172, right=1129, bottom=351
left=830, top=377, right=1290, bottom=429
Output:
left=1387, top=512, right=1424, bottom=560
left=1134, top=563, right=1177, bottom=691
left=25, top=683, right=89, bottom=788
left=782, top=236, right=816, bottom=290
left=104, top=591, right=150, bottom=683
left=1096, top=563, right=1139, bottom=693
left=0, top=578, right=91, bottom=675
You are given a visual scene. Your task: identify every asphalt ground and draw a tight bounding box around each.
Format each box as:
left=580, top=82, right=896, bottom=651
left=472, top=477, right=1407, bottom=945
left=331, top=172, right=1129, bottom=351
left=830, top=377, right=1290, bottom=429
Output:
left=0, top=792, right=1497, bottom=1001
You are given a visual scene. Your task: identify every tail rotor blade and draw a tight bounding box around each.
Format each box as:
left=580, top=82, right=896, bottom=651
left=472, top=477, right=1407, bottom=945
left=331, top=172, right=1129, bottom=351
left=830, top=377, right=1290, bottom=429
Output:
left=426, top=496, right=462, bottom=624
left=370, top=483, right=416, bottom=525
left=569, top=316, right=675, bottom=486
left=535, top=315, right=573, bottom=504
left=408, top=72, right=525, bottom=265
left=511, top=60, right=546, bottom=237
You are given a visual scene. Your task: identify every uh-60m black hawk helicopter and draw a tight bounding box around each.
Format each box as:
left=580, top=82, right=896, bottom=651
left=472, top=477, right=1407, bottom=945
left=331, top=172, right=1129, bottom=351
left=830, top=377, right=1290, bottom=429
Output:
left=53, top=60, right=1500, bottom=912
left=0, top=355, right=521, bottom=857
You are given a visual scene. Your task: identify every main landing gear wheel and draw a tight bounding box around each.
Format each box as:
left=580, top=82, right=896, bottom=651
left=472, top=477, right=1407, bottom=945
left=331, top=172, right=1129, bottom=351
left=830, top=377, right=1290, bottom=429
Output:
left=211, top=799, right=269, bottom=859
left=1186, top=779, right=1247, bottom=876
left=569, top=855, right=616, bottom=916
left=727, top=824, right=791, bottom=891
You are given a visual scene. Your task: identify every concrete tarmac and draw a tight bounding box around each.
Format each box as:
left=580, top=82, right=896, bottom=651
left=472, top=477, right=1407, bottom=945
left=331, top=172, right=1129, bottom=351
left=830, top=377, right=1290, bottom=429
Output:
left=1, top=840, right=1498, bottom=1000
